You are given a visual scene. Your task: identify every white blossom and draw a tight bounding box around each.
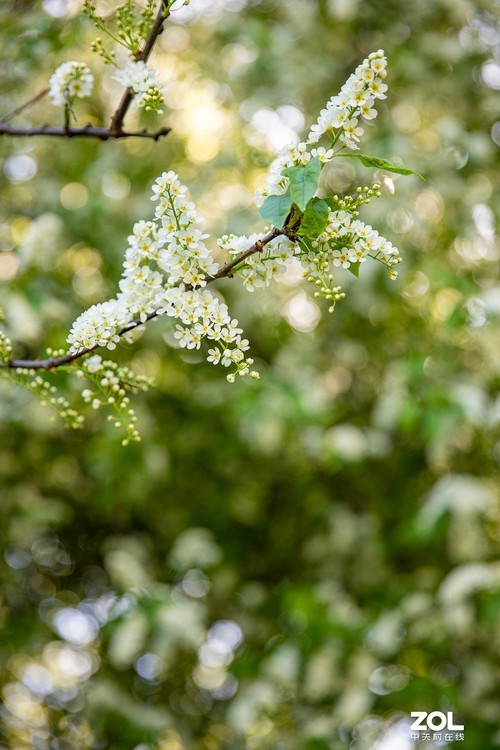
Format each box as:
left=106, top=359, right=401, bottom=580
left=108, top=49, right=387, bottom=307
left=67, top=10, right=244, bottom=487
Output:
left=255, top=51, right=388, bottom=207
left=308, top=49, right=388, bottom=147
left=113, top=60, right=164, bottom=112
left=218, top=232, right=297, bottom=292
left=303, top=210, right=400, bottom=278
left=67, top=171, right=257, bottom=381
left=49, top=61, right=94, bottom=106
left=67, top=52, right=399, bottom=384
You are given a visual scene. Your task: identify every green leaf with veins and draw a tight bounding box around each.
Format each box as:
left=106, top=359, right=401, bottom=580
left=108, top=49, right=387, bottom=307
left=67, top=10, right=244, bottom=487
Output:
left=297, top=198, right=330, bottom=239
left=259, top=189, right=293, bottom=227
left=335, top=153, right=425, bottom=180
left=282, top=157, right=322, bottom=211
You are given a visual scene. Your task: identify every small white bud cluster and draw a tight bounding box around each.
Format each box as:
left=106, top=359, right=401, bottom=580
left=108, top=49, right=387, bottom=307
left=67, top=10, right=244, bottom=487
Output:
left=301, top=209, right=400, bottom=310
left=113, top=60, right=165, bottom=112
left=76, top=354, right=152, bottom=445
left=0, top=330, right=13, bottom=363
left=49, top=61, right=94, bottom=106
left=9, top=362, right=84, bottom=429
left=218, top=233, right=298, bottom=292
left=315, top=211, right=399, bottom=271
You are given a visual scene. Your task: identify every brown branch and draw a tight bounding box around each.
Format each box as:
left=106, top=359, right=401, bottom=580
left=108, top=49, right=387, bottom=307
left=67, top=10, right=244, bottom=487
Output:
left=0, top=227, right=284, bottom=372
left=109, top=1, right=170, bottom=134
left=211, top=231, right=282, bottom=280
left=0, top=123, right=171, bottom=141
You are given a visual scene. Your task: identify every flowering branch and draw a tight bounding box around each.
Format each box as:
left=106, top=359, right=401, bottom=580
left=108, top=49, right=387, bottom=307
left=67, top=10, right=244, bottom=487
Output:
left=109, top=0, right=170, bottom=133
left=0, top=1, right=172, bottom=142
left=0, top=48, right=421, bottom=443
left=0, top=227, right=283, bottom=372
left=211, top=228, right=283, bottom=281
left=0, top=123, right=171, bottom=141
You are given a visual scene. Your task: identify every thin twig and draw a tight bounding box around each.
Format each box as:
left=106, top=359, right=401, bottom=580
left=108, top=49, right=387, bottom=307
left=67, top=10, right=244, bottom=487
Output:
left=109, top=1, right=170, bottom=134
left=0, top=227, right=284, bottom=372
left=1, top=87, right=49, bottom=123
left=0, top=123, right=171, bottom=140
left=64, top=104, right=71, bottom=132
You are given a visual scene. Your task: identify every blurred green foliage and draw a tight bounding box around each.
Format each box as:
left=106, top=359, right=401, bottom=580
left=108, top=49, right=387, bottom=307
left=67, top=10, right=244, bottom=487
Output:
left=1, top=1, right=499, bottom=748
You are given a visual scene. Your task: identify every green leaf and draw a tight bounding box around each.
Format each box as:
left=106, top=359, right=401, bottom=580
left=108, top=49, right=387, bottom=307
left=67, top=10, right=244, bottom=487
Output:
left=297, top=198, right=329, bottom=239
left=282, top=156, right=321, bottom=211
left=348, top=261, right=361, bottom=278
left=324, top=196, right=342, bottom=211
left=259, top=189, right=293, bottom=227
left=336, top=153, right=425, bottom=181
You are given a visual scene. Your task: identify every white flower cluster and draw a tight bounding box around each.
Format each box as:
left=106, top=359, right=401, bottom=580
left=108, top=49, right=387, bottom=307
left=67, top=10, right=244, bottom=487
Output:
left=308, top=49, right=388, bottom=148
left=255, top=51, right=388, bottom=208
left=303, top=209, right=401, bottom=289
left=326, top=211, right=399, bottom=272
left=113, top=60, right=165, bottom=112
left=221, top=204, right=400, bottom=315
left=68, top=172, right=259, bottom=382
left=249, top=51, right=400, bottom=299
left=218, top=233, right=297, bottom=292
left=49, top=61, right=94, bottom=106
left=66, top=51, right=400, bottom=390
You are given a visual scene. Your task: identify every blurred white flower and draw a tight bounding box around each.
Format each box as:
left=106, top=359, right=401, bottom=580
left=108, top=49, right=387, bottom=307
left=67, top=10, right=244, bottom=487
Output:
left=113, top=60, right=164, bottom=112
left=169, top=527, right=222, bottom=570
left=438, top=562, right=500, bottom=604
left=419, top=474, right=493, bottom=528
left=49, top=61, right=93, bottom=106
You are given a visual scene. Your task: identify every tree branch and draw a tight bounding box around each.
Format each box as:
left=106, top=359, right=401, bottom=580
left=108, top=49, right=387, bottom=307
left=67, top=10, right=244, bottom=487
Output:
left=212, top=236, right=271, bottom=280
left=109, top=1, right=170, bottom=134
left=0, top=123, right=171, bottom=141
left=0, top=227, right=283, bottom=372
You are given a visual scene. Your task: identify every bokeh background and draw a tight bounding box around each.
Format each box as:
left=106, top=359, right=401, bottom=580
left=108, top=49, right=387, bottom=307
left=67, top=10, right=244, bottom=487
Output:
left=1, top=0, right=499, bottom=748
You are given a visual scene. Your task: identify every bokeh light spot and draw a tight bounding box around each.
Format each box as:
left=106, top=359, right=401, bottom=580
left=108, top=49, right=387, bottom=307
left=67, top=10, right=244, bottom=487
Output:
left=0, top=251, right=19, bottom=281
left=481, top=60, right=500, bottom=89
left=284, top=292, right=320, bottom=333
left=53, top=608, right=99, bottom=646
left=186, top=134, right=220, bottom=162
left=4, top=154, right=37, bottom=183
left=60, top=183, right=89, bottom=210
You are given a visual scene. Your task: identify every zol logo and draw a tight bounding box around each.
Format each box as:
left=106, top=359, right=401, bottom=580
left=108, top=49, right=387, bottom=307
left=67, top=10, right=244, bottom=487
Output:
left=410, top=711, right=464, bottom=732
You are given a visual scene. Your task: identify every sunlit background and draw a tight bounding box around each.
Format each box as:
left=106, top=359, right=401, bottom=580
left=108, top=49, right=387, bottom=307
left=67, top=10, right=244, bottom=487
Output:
left=0, top=0, right=499, bottom=748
